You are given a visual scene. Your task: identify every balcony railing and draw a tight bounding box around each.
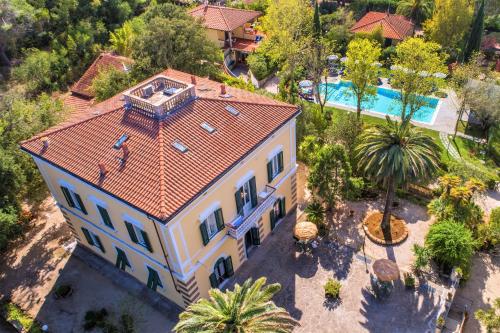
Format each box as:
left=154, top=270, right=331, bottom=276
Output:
left=226, top=185, right=276, bottom=239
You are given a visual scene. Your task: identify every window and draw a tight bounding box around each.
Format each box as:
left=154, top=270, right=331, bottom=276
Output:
left=60, top=186, right=88, bottom=214
left=97, top=205, right=114, bottom=229
left=146, top=266, right=163, bottom=291
left=124, top=221, right=153, bottom=252
left=200, top=208, right=224, bottom=246
left=209, top=256, right=234, bottom=288
left=269, top=197, right=286, bottom=231
left=266, top=151, right=284, bottom=183
left=234, top=177, right=257, bottom=217
left=201, top=122, right=216, bottom=134
left=115, top=247, right=131, bottom=271
left=81, top=227, right=105, bottom=253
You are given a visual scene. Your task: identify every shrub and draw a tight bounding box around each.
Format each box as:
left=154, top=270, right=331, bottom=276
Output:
left=447, top=161, right=498, bottom=190
left=324, top=278, right=341, bottom=299
left=478, top=207, right=500, bottom=249
left=436, top=315, right=445, bottom=328
left=83, top=308, right=109, bottom=331
left=475, top=298, right=500, bottom=333
left=346, top=177, right=365, bottom=200
left=222, top=74, right=255, bottom=92
left=305, top=200, right=325, bottom=225
left=425, top=220, right=476, bottom=271
left=91, top=67, right=135, bottom=102
left=412, top=244, right=430, bottom=274
left=403, top=272, right=415, bottom=289
left=0, top=207, right=21, bottom=252
left=380, top=46, right=396, bottom=66
left=3, top=303, right=43, bottom=333
left=120, top=313, right=135, bottom=333
left=298, top=135, right=320, bottom=165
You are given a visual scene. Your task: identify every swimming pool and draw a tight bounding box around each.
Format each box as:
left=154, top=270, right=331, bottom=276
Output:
left=319, top=81, right=440, bottom=124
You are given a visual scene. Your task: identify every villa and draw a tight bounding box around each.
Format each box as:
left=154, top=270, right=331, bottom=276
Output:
left=350, top=11, right=415, bottom=46
left=188, top=4, right=263, bottom=73
left=20, top=69, right=300, bottom=308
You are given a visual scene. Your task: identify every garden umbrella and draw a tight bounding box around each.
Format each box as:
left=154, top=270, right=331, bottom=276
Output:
left=434, top=72, right=447, bottom=78
left=299, top=80, right=313, bottom=88
left=372, top=259, right=400, bottom=282
left=327, top=54, right=339, bottom=61
left=340, top=57, right=348, bottom=63
left=293, top=221, right=318, bottom=242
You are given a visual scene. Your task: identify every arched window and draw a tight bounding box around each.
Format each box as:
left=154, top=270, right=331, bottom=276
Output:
left=209, top=256, right=234, bottom=288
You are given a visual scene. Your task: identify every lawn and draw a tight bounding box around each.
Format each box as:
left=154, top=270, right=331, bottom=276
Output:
left=325, top=106, right=452, bottom=164
left=450, top=135, right=499, bottom=178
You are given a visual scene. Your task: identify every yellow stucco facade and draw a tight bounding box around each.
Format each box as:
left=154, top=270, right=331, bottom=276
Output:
left=30, top=117, right=298, bottom=308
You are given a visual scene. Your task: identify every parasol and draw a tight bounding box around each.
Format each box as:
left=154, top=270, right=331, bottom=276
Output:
left=293, top=221, right=318, bottom=241
left=372, top=259, right=400, bottom=282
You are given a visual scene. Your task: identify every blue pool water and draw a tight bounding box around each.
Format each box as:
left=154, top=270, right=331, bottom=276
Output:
left=319, top=81, right=439, bottom=124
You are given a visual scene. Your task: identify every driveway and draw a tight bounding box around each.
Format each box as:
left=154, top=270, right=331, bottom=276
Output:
left=226, top=212, right=443, bottom=333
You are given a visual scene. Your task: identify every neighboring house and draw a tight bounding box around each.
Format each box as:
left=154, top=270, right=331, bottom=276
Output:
left=61, top=53, right=133, bottom=124
left=20, top=69, right=300, bottom=308
left=350, top=11, right=415, bottom=46
left=188, top=4, right=263, bottom=71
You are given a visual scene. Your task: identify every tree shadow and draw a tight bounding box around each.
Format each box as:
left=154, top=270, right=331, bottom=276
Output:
left=323, top=297, right=342, bottom=311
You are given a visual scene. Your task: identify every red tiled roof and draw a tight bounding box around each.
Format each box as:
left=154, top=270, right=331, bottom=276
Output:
left=188, top=5, right=261, bottom=32
left=71, top=53, right=133, bottom=98
left=232, top=37, right=259, bottom=53
left=350, top=11, right=414, bottom=41
left=21, top=70, right=298, bottom=223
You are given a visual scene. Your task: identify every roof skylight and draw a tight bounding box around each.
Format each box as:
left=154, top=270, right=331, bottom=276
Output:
left=172, top=140, right=188, bottom=153
left=225, top=105, right=239, bottom=116
left=113, top=134, right=129, bottom=150
left=201, top=122, right=216, bottom=134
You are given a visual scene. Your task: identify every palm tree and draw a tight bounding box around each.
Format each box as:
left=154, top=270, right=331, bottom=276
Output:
left=174, top=277, right=298, bottom=333
left=356, top=118, right=440, bottom=229
left=396, top=0, right=434, bottom=26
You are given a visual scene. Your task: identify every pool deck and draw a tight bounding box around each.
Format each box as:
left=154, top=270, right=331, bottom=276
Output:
left=323, top=77, right=461, bottom=134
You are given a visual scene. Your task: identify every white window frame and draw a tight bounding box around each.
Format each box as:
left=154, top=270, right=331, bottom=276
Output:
left=270, top=153, right=280, bottom=178
left=205, top=212, right=219, bottom=239
left=134, top=225, right=148, bottom=248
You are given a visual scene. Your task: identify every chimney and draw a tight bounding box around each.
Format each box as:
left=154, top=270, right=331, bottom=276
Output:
left=220, top=84, right=226, bottom=96
left=98, top=162, right=108, bottom=177
left=122, top=143, right=130, bottom=160
left=41, top=137, right=50, bottom=149
left=191, top=75, right=197, bottom=85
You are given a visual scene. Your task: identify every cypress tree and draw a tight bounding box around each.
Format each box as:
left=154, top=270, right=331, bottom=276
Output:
left=463, top=0, right=485, bottom=62
left=313, top=0, right=321, bottom=40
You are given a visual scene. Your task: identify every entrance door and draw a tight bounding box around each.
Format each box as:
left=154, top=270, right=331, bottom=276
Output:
left=214, top=258, right=226, bottom=284
left=244, top=229, right=253, bottom=257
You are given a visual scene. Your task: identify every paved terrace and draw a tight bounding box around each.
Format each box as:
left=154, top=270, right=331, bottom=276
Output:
left=226, top=211, right=444, bottom=333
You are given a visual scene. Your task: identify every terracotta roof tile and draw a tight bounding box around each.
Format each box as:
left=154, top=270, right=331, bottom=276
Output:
left=188, top=5, right=260, bottom=31
left=71, top=53, right=133, bottom=98
left=350, top=11, right=414, bottom=41
left=21, top=70, right=299, bottom=223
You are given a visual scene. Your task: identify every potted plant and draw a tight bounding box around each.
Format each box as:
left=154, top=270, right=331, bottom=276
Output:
left=403, top=272, right=415, bottom=290
left=323, top=278, right=341, bottom=299
left=436, top=315, right=445, bottom=331
left=54, top=284, right=73, bottom=299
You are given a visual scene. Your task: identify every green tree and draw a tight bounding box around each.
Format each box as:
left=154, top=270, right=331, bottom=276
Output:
left=0, top=207, right=20, bottom=251
left=475, top=298, right=500, bottom=333
left=356, top=118, right=440, bottom=229
left=463, top=0, right=485, bottom=62
left=344, top=38, right=381, bottom=120
left=424, top=0, right=473, bottom=55
left=308, top=144, right=351, bottom=209
left=467, top=79, right=500, bottom=142
left=325, top=111, right=362, bottom=166
left=313, top=0, right=321, bottom=39
left=323, top=7, right=355, bottom=54
left=91, top=66, right=135, bottom=102
left=425, top=219, right=476, bottom=269
left=396, top=0, right=434, bottom=26
left=391, top=38, right=447, bottom=128
left=174, top=277, right=297, bottom=333
left=110, top=18, right=145, bottom=57
left=132, top=15, right=221, bottom=77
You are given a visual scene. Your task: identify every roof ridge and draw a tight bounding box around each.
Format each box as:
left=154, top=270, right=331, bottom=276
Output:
left=20, top=106, right=124, bottom=145
left=218, top=6, right=231, bottom=31
left=157, top=121, right=169, bottom=220
left=198, top=96, right=297, bottom=109
left=383, top=15, right=405, bottom=40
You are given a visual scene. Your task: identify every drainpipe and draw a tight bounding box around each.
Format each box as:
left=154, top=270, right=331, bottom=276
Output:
left=229, top=31, right=233, bottom=48
left=149, top=216, right=180, bottom=293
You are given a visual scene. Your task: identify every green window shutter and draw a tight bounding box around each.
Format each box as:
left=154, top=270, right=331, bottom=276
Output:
left=251, top=227, right=261, bottom=246
left=249, top=176, right=257, bottom=208
left=116, top=248, right=130, bottom=270
left=60, top=186, right=75, bottom=208
left=224, top=256, right=234, bottom=277
left=124, top=221, right=139, bottom=243
left=147, top=267, right=163, bottom=291
left=200, top=221, right=210, bottom=246
left=270, top=209, right=276, bottom=231
left=267, top=160, right=273, bottom=183
left=209, top=273, right=218, bottom=288
left=74, top=193, right=87, bottom=215
left=215, top=208, right=224, bottom=231
left=279, top=197, right=286, bottom=218
left=141, top=230, right=153, bottom=253
left=97, top=206, right=114, bottom=229
left=81, top=227, right=94, bottom=246
left=234, top=189, right=243, bottom=215
left=277, top=151, right=284, bottom=173
left=94, top=235, right=105, bottom=253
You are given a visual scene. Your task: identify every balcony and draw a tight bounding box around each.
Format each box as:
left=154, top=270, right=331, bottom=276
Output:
left=226, top=185, right=276, bottom=239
